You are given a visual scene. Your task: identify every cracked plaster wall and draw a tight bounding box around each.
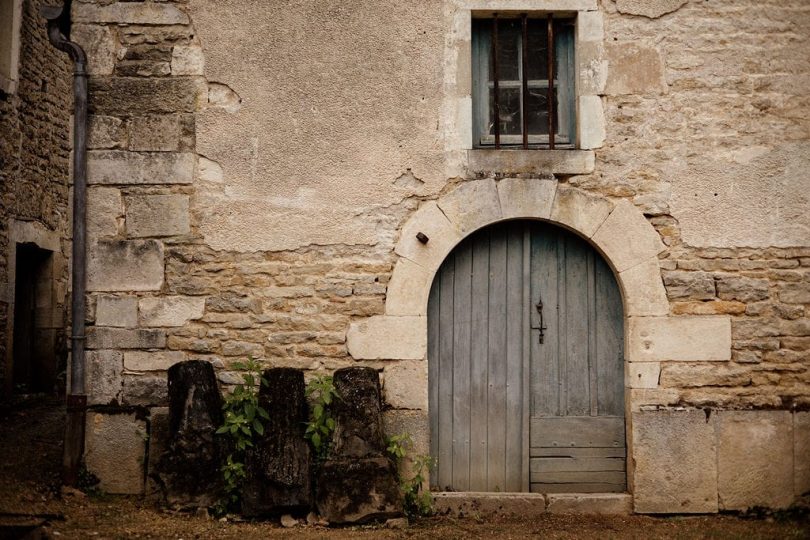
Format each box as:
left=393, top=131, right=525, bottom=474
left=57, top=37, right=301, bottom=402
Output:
left=191, top=0, right=449, bottom=252
left=192, top=0, right=810, bottom=252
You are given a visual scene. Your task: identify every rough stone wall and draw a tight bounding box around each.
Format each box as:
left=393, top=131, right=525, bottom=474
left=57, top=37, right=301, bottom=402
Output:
left=597, top=0, right=810, bottom=248
left=0, top=0, right=72, bottom=394
left=72, top=0, right=809, bottom=508
left=652, top=245, right=810, bottom=410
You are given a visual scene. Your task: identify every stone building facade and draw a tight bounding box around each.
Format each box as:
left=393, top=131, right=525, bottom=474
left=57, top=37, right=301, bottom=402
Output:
left=58, top=0, right=810, bottom=512
left=0, top=0, right=71, bottom=399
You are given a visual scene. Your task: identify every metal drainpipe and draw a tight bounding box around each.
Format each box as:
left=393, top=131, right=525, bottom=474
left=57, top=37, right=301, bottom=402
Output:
left=41, top=0, right=88, bottom=487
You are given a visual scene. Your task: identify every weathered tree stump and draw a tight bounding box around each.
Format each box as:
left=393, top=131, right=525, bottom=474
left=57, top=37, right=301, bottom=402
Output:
left=154, top=360, right=225, bottom=509
left=315, top=367, right=403, bottom=524
left=241, top=368, right=312, bottom=517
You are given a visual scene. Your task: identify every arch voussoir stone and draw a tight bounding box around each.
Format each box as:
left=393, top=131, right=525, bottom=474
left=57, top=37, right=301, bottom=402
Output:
left=352, top=183, right=684, bottom=367
left=436, top=178, right=501, bottom=235
left=591, top=199, right=667, bottom=273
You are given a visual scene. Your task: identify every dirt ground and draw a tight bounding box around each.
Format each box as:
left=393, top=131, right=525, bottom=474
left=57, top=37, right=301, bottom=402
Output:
left=1, top=401, right=808, bottom=539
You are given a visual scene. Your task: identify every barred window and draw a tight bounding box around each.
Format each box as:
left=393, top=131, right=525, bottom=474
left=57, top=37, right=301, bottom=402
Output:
left=472, top=14, right=576, bottom=149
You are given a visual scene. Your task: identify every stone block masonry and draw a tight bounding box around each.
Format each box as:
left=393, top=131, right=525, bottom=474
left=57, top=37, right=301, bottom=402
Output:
left=0, top=0, right=72, bottom=395
left=67, top=0, right=809, bottom=514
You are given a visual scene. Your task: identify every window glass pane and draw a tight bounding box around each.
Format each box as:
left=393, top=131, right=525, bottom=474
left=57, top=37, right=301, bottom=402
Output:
left=527, top=89, right=551, bottom=135
left=555, top=21, right=576, bottom=141
left=490, top=19, right=521, bottom=83
left=525, top=18, right=549, bottom=82
left=489, top=87, right=522, bottom=136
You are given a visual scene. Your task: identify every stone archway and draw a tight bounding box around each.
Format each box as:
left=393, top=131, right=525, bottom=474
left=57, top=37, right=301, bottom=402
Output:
left=346, top=178, right=732, bottom=497
left=348, top=179, right=680, bottom=360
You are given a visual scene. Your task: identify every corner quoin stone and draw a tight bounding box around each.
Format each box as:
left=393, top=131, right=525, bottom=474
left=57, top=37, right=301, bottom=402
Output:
left=627, top=316, right=732, bottom=362
left=87, top=187, right=122, bottom=240
left=347, top=316, right=426, bottom=360
left=126, top=195, right=190, bottom=238
left=139, top=296, right=206, bottom=327
left=124, top=350, right=186, bottom=372
left=632, top=409, right=718, bottom=513
left=84, top=412, right=146, bottom=494
left=85, top=350, right=123, bottom=405
left=95, top=295, right=137, bottom=328
left=87, top=151, right=195, bottom=185
left=87, top=240, right=165, bottom=292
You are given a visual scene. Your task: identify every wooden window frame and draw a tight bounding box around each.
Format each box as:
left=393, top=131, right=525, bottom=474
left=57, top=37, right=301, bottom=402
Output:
left=472, top=13, right=576, bottom=150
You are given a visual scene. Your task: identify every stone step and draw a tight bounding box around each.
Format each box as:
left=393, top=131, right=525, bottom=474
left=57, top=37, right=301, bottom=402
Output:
left=432, top=492, right=633, bottom=517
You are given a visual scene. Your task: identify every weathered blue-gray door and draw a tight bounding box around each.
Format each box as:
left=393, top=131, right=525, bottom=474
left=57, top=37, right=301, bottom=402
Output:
left=428, top=220, right=625, bottom=493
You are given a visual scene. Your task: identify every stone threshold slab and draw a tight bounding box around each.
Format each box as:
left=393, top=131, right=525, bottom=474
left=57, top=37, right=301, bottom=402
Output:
left=432, top=492, right=633, bottom=516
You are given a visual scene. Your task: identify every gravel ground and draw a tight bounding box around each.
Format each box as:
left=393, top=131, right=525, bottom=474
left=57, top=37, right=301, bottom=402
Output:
left=1, top=401, right=807, bottom=539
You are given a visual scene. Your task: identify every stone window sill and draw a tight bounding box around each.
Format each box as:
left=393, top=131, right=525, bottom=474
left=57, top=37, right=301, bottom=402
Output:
left=467, top=149, right=594, bottom=176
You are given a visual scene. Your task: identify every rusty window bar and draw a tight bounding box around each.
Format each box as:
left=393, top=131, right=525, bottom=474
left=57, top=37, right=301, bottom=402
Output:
left=547, top=14, right=555, bottom=149
left=492, top=15, right=500, bottom=149
left=521, top=14, right=529, bottom=149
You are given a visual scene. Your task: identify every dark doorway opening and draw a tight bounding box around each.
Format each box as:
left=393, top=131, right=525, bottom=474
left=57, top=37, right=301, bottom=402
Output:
left=11, top=243, right=57, bottom=395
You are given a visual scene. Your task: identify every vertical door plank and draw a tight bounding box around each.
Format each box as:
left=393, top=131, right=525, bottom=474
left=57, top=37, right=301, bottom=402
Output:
left=521, top=226, right=531, bottom=491
left=469, top=232, right=491, bottom=490
left=428, top=275, right=441, bottom=486
left=452, top=241, right=473, bottom=490
left=595, top=256, right=624, bottom=417
left=563, top=235, right=590, bottom=416
left=486, top=224, right=508, bottom=491
left=530, top=223, right=559, bottom=417
left=436, top=260, right=455, bottom=489
left=504, top=223, right=525, bottom=491
left=556, top=234, right=568, bottom=415
left=587, top=250, right=599, bottom=417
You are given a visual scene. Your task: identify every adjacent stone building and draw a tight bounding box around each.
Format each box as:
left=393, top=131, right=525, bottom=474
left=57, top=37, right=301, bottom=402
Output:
left=0, top=0, right=71, bottom=400
left=8, top=0, right=809, bottom=512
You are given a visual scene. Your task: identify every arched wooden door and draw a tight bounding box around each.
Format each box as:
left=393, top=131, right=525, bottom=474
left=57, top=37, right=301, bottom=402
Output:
left=428, top=220, right=625, bottom=493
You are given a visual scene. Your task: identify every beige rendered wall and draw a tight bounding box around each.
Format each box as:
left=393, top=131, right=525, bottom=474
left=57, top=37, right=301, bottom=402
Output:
left=71, top=0, right=809, bottom=511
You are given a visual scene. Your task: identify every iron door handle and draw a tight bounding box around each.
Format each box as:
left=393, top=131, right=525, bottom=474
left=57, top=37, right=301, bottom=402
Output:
left=532, top=299, right=547, bottom=344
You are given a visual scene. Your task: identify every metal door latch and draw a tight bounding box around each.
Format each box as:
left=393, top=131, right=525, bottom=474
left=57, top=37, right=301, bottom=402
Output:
left=532, top=299, right=547, bottom=344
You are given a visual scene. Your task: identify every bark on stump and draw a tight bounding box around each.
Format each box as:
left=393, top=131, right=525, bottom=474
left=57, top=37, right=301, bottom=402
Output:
left=154, top=360, right=225, bottom=509
left=242, top=368, right=312, bottom=517
left=316, top=367, right=403, bottom=524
